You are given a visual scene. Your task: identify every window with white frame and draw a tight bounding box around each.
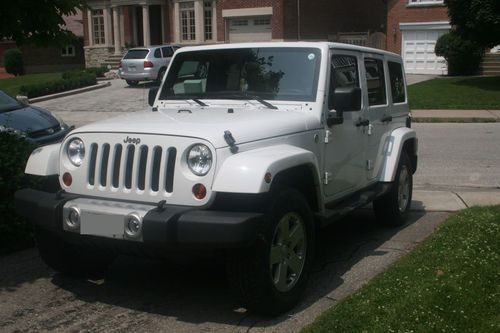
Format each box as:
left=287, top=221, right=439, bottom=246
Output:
left=204, top=1, right=213, bottom=41
left=180, top=2, right=196, bottom=41
left=61, top=45, right=76, bottom=57
left=408, top=0, right=444, bottom=5
left=91, top=9, right=105, bottom=45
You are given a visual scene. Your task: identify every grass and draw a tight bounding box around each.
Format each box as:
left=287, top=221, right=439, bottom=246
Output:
left=408, top=76, right=500, bottom=109
left=0, top=72, right=62, bottom=97
left=302, top=206, right=500, bottom=333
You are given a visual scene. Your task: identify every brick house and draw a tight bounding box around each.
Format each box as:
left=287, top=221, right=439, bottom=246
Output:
left=83, top=0, right=387, bottom=67
left=0, top=12, right=85, bottom=74
left=387, top=0, right=450, bottom=74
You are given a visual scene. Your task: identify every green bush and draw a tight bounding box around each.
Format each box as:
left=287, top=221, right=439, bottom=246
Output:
left=4, top=48, right=24, bottom=76
left=0, top=132, right=39, bottom=254
left=435, top=31, right=484, bottom=76
left=84, top=66, right=108, bottom=78
left=19, top=72, right=97, bottom=98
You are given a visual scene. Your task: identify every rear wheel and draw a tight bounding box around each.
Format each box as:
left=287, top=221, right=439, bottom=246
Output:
left=374, top=152, right=413, bottom=226
left=35, top=228, right=115, bottom=279
left=125, top=80, right=139, bottom=86
left=227, top=189, right=315, bottom=315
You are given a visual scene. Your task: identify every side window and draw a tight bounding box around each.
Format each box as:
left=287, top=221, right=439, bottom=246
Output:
left=329, top=55, right=359, bottom=110
left=162, top=47, right=174, bottom=58
left=364, top=58, right=386, bottom=106
left=154, top=48, right=162, bottom=58
left=388, top=61, right=406, bottom=103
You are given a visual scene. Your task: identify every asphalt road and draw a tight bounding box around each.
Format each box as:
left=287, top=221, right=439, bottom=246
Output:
left=0, top=211, right=449, bottom=333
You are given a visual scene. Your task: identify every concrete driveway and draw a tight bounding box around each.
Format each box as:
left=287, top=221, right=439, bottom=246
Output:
left=0, top=211, right=449, bottom=332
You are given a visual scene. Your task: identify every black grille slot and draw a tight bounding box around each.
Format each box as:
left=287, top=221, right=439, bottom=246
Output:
left=124, top=145, right=135, bottom=189
left=88, top=143, right=98, bottom=186
left=165, top=147, right=177, bottom=193
left=100, top=144, right=110, bottom=187
left=151, top=146, right=162, bottom=192
left=137, top=146, right=149, bottom=191
left=112, top=144, right=123, bottom=188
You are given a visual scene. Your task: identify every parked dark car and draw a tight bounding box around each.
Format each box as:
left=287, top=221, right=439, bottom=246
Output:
left=0, top=90, right=71, bottom=145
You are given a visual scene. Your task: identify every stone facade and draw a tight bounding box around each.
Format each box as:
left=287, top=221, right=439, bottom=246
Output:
left=84, top=46, right=115, bottom=68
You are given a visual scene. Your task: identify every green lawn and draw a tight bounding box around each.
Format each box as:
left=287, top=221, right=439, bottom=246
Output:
left=0, top=72, right=62, bottom=97
left=302, top=206, right=500, bottom=333
left=409, top=76, right=500, bottom=109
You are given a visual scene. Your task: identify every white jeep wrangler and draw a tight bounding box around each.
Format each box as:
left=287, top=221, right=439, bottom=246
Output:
left=16, top=42, right=417, bottom=315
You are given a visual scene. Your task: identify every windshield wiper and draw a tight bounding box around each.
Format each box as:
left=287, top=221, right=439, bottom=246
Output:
left=191, top=98, right=207, bottom=107
left=162, top=94, right=207, bottom=106
left=205, top=92, right=278, bottom=110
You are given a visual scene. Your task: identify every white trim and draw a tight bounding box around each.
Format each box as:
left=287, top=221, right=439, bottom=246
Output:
left=399, top=21, right=450, bottom=31
left=407, top=0, right=444, bottom=7
left=222, top=7, right=273, bottom=18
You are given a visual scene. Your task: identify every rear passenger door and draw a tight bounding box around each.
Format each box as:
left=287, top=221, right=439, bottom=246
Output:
left=361, top=54, right=391, bottom=181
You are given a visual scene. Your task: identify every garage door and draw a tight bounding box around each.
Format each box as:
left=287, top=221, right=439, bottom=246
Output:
left=403, top=30, right=448, bottom=74
left=228, top=16, right=272, bottom=43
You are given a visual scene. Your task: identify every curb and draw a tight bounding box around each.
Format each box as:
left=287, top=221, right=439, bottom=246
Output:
left=29, top=81, right=112, bottom=103
left=413, top=117, right=499, bottom=123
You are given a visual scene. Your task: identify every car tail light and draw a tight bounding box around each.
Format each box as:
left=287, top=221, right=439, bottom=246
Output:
left=144, top=60, right=154, bottom=68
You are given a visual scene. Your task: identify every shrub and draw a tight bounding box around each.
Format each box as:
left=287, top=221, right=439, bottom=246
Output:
left=0, top=132, right=38, bottom=254
left=84, top=66, right=108, bottom=78
left=19, top=72, right=97, bottom=98
left=4, top=48, right=25, bottom=76
left=435, top=31, right=485, bottom=76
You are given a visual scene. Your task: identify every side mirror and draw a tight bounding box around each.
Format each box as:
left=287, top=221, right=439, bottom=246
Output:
left=16, top=95, right=30, bottom=106
left=332, top=87, right=361, bottom=113
left=327, top=110, right=344, bottom=126
left=148, top=87, right=159, bottom=107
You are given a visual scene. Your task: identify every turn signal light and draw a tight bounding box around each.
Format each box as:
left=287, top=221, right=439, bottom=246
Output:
left=62, top=172, right=72, bottom=187
left=192, top=183, right=207, bottom=200
left=144, top=60, right=154, bottom=68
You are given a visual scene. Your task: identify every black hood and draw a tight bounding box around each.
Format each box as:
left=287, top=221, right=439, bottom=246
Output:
left=0, top=105, right=60, bottom=133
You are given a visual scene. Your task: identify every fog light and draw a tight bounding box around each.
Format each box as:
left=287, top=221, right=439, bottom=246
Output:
left=192, top=183, right=207, bottom=200
left=124, top=213, right=142, bottom=238
left=62, top=172, right=72, bottom=187
left=65, top=206, right=80, bottom=229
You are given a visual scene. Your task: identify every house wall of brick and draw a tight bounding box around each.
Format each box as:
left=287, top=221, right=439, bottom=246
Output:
left=20, top=39, right=85, bottom=74
left=387, top=0, right=449, bottom=54
left=283, top=0, right=387, bottom=41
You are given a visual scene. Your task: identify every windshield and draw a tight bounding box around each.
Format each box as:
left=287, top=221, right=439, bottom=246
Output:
left=160, top=47, right=322, bottom=102
left=0, top=91, right=22, bottom=113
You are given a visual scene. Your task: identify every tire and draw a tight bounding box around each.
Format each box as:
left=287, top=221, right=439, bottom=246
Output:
left=126, top=80, right=139, bottom=86
left=373, top=151, right=413, bottom=227
left=35, top=228, right=115, bottom=279
left=156, top=67, right=167, bottom=82
left=227, top=189, right=315, bottom=315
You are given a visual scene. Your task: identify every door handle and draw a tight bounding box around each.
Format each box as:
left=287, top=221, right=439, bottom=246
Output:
left=381, top=115, right=393, bottom=122
left=356, top=119, right=370, bottom=127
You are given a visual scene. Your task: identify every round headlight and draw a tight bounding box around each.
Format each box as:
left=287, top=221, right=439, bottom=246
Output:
left=187, top=144, right=212, bottom=176
left=67, top=138, right=85, bottom=166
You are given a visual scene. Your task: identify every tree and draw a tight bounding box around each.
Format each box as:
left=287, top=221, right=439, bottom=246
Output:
left=435, top=31, right=484, bottom=75
left=0, top=0, right=87, bottom=46
left=445, top=0, right=500, bottom=48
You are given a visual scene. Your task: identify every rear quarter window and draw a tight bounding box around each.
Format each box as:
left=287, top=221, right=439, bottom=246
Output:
left=388, top=61, right=406, bottom=104
left=124, top=49, right=149, bottom=59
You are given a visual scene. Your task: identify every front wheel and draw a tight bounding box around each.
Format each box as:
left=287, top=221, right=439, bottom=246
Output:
left=374, top=152, right=413, bottom=226
left=227, top=189, right=315, bottom=315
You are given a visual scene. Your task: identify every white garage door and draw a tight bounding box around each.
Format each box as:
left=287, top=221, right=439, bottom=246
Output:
left=228, top=16, right=272, bottom=43
left=403, top=30, right=448, bottom=74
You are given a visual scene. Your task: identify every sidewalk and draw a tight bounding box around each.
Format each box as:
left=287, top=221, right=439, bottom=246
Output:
left=412, top=109, right=500, bottom=122
left=412, top=188, right=500, bottom=212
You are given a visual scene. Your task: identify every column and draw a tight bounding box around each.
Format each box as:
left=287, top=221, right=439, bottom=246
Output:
left=112, top=6, right=121, bottom=55
left=119, top=7, right=125, bottom=47
left=131, top=6, right=138, bottom=45
left=160, top=5, right=166, bottom=44
left=142, top=5, right=151, bottom=46
left=173, top=2, right=180, bottom=43
left=103, top=7, right=112, bottom=46
left=194, top=0, right=204, bottom=43
left=87, top=9, right=93, bottom=46
left=211, top=1, right=217, bottom=42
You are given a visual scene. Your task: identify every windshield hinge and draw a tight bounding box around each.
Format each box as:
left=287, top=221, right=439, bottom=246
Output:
left=323, top=172, right=332, bottom=185
left=224, top=130, right=239, bottom=154
left=324, top=130, right=332, bottom=144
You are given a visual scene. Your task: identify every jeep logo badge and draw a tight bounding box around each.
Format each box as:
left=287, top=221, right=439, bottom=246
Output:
left=123, top=136, right=141, bottom=145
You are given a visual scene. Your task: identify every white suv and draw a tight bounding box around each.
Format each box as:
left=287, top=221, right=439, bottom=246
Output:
left=16, top=42, right=417, bottom=315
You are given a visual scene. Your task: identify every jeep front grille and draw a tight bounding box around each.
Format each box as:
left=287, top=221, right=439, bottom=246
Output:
left=87, top=143, right=177, bottom=193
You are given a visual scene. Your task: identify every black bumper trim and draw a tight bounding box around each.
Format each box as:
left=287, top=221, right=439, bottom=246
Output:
left=15, top=189, right=264, bottom=249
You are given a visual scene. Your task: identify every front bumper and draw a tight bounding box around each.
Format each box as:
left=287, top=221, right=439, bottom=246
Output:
left=15, top=189, right=263, bottom=249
